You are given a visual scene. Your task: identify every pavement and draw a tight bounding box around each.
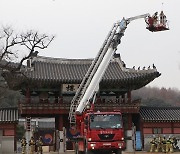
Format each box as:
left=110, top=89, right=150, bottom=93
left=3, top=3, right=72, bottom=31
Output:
left=14, top=152, right=180, bottom=154
left=40, top=150, right=180, bottom=154
left=14, top=150, right=180, bottom=154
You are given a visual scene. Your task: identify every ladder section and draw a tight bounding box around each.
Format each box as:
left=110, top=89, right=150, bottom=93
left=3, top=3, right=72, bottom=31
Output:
left=69, top=23, right=119, bottom=124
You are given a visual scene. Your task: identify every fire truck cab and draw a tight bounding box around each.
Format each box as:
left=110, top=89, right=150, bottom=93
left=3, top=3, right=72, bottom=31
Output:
left=75, top=111, right=125, bottom=154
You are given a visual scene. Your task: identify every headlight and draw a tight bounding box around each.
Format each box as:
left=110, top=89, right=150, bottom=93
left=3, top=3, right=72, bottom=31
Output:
left=118, top=143, right=123, bottom=148
left=90, top=143, right=96, bottom=147
left=121, top=137, right=124, bottom=140
left=88, top=138, right=92, bottom=141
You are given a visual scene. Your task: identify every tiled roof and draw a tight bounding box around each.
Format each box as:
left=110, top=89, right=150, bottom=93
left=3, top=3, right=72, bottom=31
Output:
left=2, top=55, right=161, bottom=90
left=0, top=108, right=18, bottom=123
left=24, top=56, right=160, bottom=84
left=140, top=107, right=180, bottom=122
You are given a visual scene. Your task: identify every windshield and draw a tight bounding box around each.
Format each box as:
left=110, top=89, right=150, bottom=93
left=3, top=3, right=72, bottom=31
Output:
left=90, top=114, right=122, bottom=129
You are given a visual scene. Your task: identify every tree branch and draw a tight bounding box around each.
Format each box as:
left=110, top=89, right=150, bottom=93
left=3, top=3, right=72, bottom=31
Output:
left=0, top=26, right=55, bottom=72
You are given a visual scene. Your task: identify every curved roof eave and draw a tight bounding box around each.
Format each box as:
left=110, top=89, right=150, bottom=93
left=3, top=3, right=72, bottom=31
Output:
left=2, top=56, right=161, bottom=90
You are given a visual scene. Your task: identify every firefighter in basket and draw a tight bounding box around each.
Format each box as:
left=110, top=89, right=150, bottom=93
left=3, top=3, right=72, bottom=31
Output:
left=146, top=11, right=169, bottom=32
left=160, top=11, right=167, bottom=26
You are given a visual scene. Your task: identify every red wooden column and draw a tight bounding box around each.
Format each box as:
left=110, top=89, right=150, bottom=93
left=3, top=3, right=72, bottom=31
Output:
left=171, top=122, right=174, bottom=134
left=56, top=115, right=64, bottom=131
left=14, top=123, right=17, bottom=152
left=128, top=113, right=132, bottom=130
left=26, top=88, right=31, bottom=104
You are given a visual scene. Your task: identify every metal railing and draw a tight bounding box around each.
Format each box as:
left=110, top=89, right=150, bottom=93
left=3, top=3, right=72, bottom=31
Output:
left=19, top=97, right=141, bottom=109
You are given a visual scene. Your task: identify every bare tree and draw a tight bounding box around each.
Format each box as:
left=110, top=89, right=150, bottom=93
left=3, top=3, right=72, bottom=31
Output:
left=17, top=30, right=55, bottom=70
left=0, top=26, right=55, bottom=107
left=0, top=26, right=55, bottom=71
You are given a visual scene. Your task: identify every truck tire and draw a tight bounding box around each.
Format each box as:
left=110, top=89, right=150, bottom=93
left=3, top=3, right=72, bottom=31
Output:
left=85, top=149, right=93, bottom=154
left=75, top=142, right=78, bottom=154
left=84, top=143, right=93, bottom=154
left=75, top=142, right=84, bottom=154
left=115, top=149, right=122, bottom=154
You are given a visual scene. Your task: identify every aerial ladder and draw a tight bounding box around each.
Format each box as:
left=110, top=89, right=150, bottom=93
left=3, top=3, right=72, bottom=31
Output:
left=69, top=12, right=170, bottom=124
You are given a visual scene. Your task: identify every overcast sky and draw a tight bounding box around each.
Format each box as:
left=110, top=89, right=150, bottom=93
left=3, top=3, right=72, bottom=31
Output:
left=1, top=0, right=180, bottom=90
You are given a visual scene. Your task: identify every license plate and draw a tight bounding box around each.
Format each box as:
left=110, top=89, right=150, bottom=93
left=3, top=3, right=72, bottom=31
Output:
left=103, top=143, right=111, bottom=146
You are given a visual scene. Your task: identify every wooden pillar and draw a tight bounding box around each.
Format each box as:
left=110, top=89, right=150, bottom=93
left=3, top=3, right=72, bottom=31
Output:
left=122, top=94, right=125, bottom=103
left=171, top=122, right=174, bottom=134
left=128, top=114, right=132, bottom=130
left=54, top=115, right=64, bottom=152
left=26, top=88, right=31, bottom=103
left=140, top=118, right=144, bottom=149
left=14, top=123, right=17, bottom=152
left=55, top=115, right=64, bottom=131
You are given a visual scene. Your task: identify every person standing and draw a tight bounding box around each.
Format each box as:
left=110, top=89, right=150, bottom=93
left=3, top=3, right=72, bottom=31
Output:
left=21, top=136, right=27, bottom=154
left=29, top=136, right=35, bottom=154
left=37, top=136, right=43, bottom=154
left=160, top=11, right=167, bottom=26
left=151, top=12, right=158, bottom=27
left=166, top=137, right=172, bottom=153
left=150, top=138, right=156, bottom=152
left=169, top=137, right=174, bottom=153
left=162, top=136, right=167, bottom=153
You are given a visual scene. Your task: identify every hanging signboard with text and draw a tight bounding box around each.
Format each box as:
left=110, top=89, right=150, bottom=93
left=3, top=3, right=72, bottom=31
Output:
left=62, top=84, right=80, bottom=94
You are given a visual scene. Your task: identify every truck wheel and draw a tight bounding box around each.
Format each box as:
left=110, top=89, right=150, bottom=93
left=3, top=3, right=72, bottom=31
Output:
left=75, top=142, right=78, bottom=154
left=85, top=149, right=93, bottom=154
left=75, top=142, right=83, bottom=154
left=115, top=149, right=122, bottom=154
left=85, top=144, right=93, bottom=154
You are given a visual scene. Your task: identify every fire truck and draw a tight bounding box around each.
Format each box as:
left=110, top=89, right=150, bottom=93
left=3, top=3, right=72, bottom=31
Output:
left=68, top=13, right=169, bottom=154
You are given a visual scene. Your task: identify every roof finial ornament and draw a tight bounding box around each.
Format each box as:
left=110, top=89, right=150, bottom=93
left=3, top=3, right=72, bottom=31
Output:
left=153, top=63, right=156, bottom=69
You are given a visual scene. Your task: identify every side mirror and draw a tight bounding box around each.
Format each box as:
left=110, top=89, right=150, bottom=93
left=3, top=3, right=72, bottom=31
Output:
left=90, top=115, right=94, bottom=122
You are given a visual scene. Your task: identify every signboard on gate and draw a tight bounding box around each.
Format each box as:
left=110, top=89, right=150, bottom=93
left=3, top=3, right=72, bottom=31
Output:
left=62, top=84, right=80, bottom=94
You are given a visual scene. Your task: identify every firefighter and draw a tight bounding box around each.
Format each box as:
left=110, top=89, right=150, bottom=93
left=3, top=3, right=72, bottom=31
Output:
left=170, top=137, right=174, bottom=153
left=155, top=136, right=163, bottom=152
left=21, top=136, right=27, bottom=154
left=29, top=136, right=35, bottom=154
left=152, top=12, right=158, bottom=26
left=150, top=137, right=156, bottom=152
left=162, top=136, right=167, bottom=153
left=36, top=136, right=43, bottom=154
left=166, top=137, right=172, bottom=153
left=160, top=11, right=167, bottom=26
left=172, top=137, right=177, bottom=150
left=146, top=16, right=154, bottom=27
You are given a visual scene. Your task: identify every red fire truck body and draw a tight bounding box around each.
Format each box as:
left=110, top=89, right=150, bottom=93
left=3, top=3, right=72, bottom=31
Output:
left=76, top=111, right=125, bottom=153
